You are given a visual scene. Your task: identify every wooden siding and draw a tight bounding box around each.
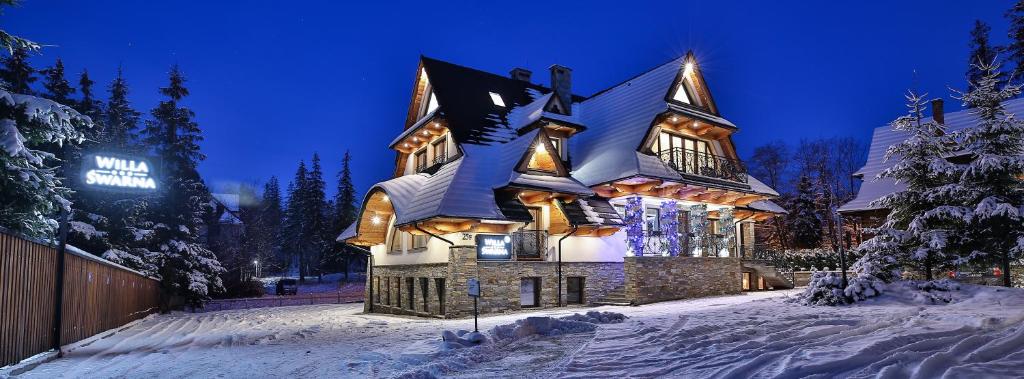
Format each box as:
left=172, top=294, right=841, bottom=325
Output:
left=0, top=230, right=159, bottom=368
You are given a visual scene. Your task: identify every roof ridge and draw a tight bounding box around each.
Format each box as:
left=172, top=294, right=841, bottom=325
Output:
left=584, top=54, right=686, bottom=100
left=421, top=55, right=550, bottom=91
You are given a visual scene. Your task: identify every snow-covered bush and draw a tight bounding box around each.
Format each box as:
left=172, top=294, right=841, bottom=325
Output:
left=560, top=311, right=627, bottom=324
left=915, top=279, right=962, bottom=304
left=843, top=248, right=901, bottom=302
left=795, top=271, right=849, bottom=306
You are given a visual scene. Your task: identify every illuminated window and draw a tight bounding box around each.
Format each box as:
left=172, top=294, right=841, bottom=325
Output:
left=671, top=83, right=691, bottom=104
left=425, top=90, right=439, bottom=114
left=548, top=137, right=562, bottom=159
left=489, top=92, right=505, bottom=107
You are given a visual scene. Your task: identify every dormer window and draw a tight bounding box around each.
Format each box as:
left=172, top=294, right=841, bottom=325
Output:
left=425, top=90, right=439, bottom=115
left=671, top=82, right=692, bottom=104
left=489, top=92, right=505, bottom=107
left=416, top=69, right=440, bottom=120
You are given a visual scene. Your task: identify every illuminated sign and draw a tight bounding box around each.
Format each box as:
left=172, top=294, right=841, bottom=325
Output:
left=475, top=234, right=512, bottom=260
left=82, top=153, right=158, bottom=191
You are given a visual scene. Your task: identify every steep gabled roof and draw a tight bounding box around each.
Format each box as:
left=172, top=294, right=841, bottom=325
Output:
left=421, top=56, right=550, bottom=145
left=839, top=97, right=1024, bottom=213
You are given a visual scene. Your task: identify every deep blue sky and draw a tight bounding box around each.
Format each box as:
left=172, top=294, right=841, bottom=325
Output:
left=5, top=1, right=1011, bottom=197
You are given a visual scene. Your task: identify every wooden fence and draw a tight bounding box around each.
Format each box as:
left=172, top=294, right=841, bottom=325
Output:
left=0, top=230, right=160, bottom=368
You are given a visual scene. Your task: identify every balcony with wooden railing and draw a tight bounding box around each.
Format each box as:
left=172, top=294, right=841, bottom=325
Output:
left=657, top=148, right=747, bottom=183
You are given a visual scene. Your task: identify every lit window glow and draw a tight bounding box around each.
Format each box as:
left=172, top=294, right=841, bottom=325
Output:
left=426, top=91, right=439, bottom=114
left=489, top=92, right=505, bottom=107
left=671, top=83, right=691, bottom=104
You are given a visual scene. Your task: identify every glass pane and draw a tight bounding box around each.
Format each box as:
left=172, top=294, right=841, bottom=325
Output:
left=658, top=132, right=669, bottom=153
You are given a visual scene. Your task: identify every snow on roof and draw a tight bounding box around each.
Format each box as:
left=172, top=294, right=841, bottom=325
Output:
left=506, top=91, right=583, bottom=132
left=839, top=97, right=1024, bottom=213
left=746, top=200, right=787, bottom=214
left=508, top=173, right=595, bottom=196
left=212, top=193, right=240, bottom=212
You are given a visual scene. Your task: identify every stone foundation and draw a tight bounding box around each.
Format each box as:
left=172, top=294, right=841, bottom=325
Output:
left=365, top=246, right=624, bottom=318
left=624, top=256, right=742, bottom=305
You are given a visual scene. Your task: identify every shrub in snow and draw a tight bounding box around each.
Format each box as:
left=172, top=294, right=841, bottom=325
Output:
left=491, top=316, right=598, bottom=341
left=915, top=279, right=962, bottom=304
left=441, top=330, right=488, bottom=350
left=559, top=311, right=627, bottom=324
left=795, top=271, right=849, bottom=306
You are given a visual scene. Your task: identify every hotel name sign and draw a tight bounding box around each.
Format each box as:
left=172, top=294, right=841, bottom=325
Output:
left=475, top=234, right=512, bottom=260
left=82, top=153, right=159, bottom=192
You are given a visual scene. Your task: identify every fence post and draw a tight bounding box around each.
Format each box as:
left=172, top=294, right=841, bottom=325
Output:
left=52, top=210, right=70, bottom=356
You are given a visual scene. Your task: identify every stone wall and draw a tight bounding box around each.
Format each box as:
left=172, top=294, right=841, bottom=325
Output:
left=364, top=261, right=448, bottom=317
left=366, top=245, right=625, bottom=318
left=446, top=245, right=624, bottom=317
left=623, top=256, right=741, bottom=305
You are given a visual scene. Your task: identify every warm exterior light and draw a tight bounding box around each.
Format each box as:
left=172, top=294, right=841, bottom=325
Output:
left=683, top=61, right=694, bottom=76
left=253, top=260, right=259, bottom=265
left=692, top=121, right=699, bottom=128
left=422, top=130, right=428, bottom=136
left=535, top=143, right=545, bottom=153
left=413, top=137, right=419, bottom=142
left=671, top=116, right=678, bottom=123
left=381, top=194, right=389, bottom=202
left=371, top=215, right=382, bottom=225
left=403, top=143, right=409, bottom=148
left=433, top=122, right=440, bottom=127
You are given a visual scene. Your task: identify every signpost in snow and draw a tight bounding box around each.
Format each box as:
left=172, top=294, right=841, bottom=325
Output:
left=468, top=278, right=480, bottom=332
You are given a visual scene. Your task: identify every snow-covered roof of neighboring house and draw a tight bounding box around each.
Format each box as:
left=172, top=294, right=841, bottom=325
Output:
left=211, top=193, right=243, bottom=225
left=839, top=97, right=1024, bottom=213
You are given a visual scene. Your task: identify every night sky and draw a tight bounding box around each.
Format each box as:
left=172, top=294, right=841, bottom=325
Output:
left=5, top=1, right=1011, bottom=197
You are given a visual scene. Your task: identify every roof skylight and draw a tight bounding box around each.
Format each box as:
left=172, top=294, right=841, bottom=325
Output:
left=489, top=92, right=505, bottom=107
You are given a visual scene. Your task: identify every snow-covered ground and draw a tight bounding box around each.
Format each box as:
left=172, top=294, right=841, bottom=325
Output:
left=9, top=285, right=1024, bottom=378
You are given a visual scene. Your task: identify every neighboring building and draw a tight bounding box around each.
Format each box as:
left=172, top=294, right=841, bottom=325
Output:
left=339, top=52, right=787, bottom=318
left=839, top=98, right=1024, bottom=243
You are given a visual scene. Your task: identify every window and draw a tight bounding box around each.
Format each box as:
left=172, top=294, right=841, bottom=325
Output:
left=525, top=207, right=544, bottom=230
left=549, top=137, right=562, bottom=159
left=420, top=278, right=430, bottom=312
left=520, top=277, right=540, bottom=307
left=384, top=277, right=391, bottom=305
left=614, top=204, right=626, bottom=218
left=653, top=131, right=713, bottom=174
left=566, top=277, right=584, bottom=304
left=645, top=208, right=661, bottom=233
left=489, top=92, right=505, bottom=107
left=412, top=234, right=428, bottom=250
left=435, top=278, right=446, bottom=315
left=425, top=90, right=439, bottom=114
left=671, top=82, right=691, bottom=104
left=432, top=137, right=447, bottom=163
left=742, top=272, right=751, bottom=291
left=414, top=149, right=427, bottom=172
left=388, top=228, right=402, bottom=253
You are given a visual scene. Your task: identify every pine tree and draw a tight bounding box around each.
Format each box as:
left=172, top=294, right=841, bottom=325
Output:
left=1006, top=1, right=1024, bottom=84
left=40, top=58, right=74, bottom=104
left=0, top=46, right=35, bottom=94
left=306, top=153, right=329, bottom=281
left=333, top=151, right=359, bottom=279
left=104, top=68, right=141, bottom=150
left=261, top=176, right=285, bottom=269
left=143, top=65, right=223, bottom=308
left=75, top=70, right=104, bottom=139
left=787, top=175, right=822, bottom=249
left=868, top=91, right=961, bottom=280
left=0, top=22, right=91, bottom=236
left=967, top=20, right=1000, bottom=92
left=954, top=61, right=1024, bottom=287
left=283, top=161, right=309, bottom=281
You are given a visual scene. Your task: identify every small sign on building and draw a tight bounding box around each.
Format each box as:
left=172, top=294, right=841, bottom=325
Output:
left=467, top=278, right=480, bottom=297
left=475, top=234, right=512, bottom=260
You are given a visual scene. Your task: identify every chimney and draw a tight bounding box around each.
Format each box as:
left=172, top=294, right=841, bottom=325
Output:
left=549, top=64, right=572, bottom=112
left=931, top=99, right=944, bottom=124
left=510, top=67, right=532, bottom=82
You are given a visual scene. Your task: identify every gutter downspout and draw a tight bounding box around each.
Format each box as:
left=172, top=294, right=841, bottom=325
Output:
left=557, top=226, right=578, bottom=307
left=345, top=243, right=375, bottom=313
left=414, top=222, right=454, bottom=246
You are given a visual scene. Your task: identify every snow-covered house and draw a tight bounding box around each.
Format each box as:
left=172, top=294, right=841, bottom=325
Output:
left=340, top=53, right=787, bottom=317
left=839, top=98, right=1024, bottom=242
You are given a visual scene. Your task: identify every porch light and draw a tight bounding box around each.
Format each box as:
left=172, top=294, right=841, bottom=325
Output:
left=422, top=130, right=429, bottom=136
left=403, top=143, right=410, bottom=148
left=692, top=121, right=699, bottom=128
left=433, top=122, right=440, bottom=127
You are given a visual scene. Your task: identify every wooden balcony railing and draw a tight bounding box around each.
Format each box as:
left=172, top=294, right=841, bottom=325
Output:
left=657, top=148, right=748, bottom=183
left=415, top=153, right=454, bottom=173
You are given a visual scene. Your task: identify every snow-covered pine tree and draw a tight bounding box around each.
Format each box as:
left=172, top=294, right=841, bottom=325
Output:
left=0, top=24, right=92, bottom=237
left=869, top=91, right=961, bottom=280
left=283, top=161, right=308, bottom=280
left=333, top=150, right=359, bottom=278
left=954, top=60, right=1024, bottom=287
left=75, top=70, right=104, bottom=128
left=0, top=46, right=35, bottom=94
left=1006, top=1, right=1024, bottom=85
left=967, top=20, right=1000, bottom=92
left=104, top=68, right=142, bottom=150
left=143, top=65, right=223, bottom=308
left=787, top=175, right=822, bottom=249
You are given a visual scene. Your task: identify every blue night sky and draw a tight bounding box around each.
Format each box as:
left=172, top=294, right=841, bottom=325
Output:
left=4, top=1, right=1011, bottom=197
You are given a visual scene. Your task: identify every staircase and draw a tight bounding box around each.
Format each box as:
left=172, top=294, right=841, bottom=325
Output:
left=742, top=260, right=795, bottom=289
left=590, top=285, right=632, bottom=306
